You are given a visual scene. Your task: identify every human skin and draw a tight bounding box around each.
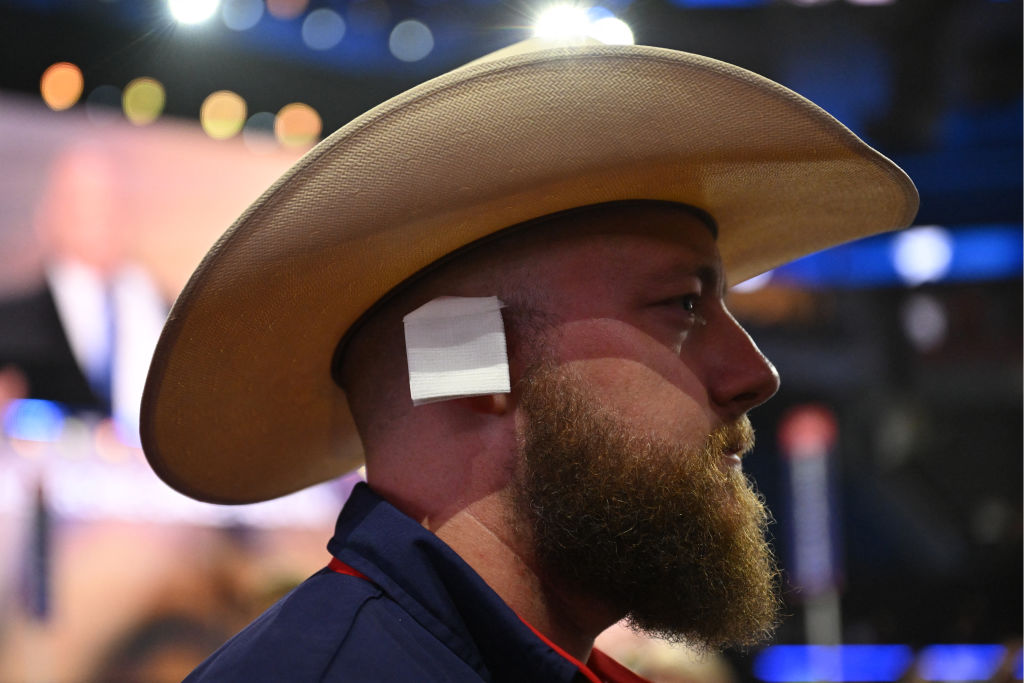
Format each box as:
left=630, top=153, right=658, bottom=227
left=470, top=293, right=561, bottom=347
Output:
left=348, top=203, right=781, bottom=661
left=512, top=207, right=780, bottom=455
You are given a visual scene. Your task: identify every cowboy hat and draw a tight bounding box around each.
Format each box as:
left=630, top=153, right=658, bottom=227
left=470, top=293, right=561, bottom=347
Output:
left=141, top=37, right=918, bottom=504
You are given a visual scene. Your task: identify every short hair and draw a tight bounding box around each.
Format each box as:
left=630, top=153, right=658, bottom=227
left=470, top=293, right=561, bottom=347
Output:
left=334, top=217, right=550, bottom=447
left=335, top=200, right=714, bottom=446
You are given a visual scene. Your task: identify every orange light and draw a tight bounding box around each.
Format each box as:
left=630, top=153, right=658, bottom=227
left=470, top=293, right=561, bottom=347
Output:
left=93, top=419, right=134, bottom=464
left=10, top=437, right=47, bottom=460
left=40, top=62, right=84, bottom=111
left=266, top=0, right=308, bottom=20
left=274, top=102, right=322, bottom=147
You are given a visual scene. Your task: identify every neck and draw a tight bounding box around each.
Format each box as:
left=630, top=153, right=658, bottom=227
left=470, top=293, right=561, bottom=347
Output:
left=362, top=411, right=618, bottom=661
left=429, top=495, right=618, bottom=662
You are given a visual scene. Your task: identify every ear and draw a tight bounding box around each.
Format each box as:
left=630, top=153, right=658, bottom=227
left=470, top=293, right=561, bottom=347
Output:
left=461, top=393, right=510, bottom=416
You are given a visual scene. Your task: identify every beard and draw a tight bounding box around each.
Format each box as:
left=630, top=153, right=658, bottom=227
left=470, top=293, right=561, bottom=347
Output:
left=508, top=362, right=780, bottom=651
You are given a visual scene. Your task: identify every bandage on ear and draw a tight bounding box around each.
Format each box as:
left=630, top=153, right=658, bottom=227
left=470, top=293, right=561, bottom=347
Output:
left=403, top=296, right=511, bottom=406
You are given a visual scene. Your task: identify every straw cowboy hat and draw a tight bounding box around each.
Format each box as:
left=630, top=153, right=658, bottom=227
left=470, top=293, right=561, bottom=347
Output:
left=141, top=37, right=918, bottom=504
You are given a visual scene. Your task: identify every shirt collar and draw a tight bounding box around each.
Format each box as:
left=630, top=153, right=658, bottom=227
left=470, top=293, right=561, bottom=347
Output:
left=328, top=482, right=581, bottom=681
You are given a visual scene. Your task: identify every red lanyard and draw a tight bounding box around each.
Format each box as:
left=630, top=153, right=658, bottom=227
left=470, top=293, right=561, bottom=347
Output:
left=516, top=617, right=606, bottom=683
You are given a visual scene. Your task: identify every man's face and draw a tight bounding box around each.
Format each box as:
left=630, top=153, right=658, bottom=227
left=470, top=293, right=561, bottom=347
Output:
left=505, top=204, right=781, bottom=649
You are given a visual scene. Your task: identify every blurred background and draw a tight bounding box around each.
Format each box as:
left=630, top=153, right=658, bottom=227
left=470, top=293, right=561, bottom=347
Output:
left=0, top=0, right=1020, bottom=681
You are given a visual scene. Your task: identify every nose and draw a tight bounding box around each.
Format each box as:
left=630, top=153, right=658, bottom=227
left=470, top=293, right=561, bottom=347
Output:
left=704, top=310, right=780, bottom=419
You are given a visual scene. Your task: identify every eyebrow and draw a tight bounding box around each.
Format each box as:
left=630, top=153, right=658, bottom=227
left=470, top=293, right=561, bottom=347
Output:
left=695, top=264, right=725, bottom=296
left=642, top=261, right=725, bottom=299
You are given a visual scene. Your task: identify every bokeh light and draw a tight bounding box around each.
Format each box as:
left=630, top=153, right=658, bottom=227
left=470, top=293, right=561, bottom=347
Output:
left=3, top=399, right=65, bottom=443
left=588, top=17, right=633, bottom=45
left=901, top=293, right=948, bottom=353
left=93, top=418, right=137, bottom=464
left=533, top=5, right=590, bottom=39
left=243, top=111, right=278, bottom=153
left=55, top=417, right=93, bottom=461
left=221, top=0, right=264, bottom=30
left=200, top=90, right=248, bottom=139
left=302, top=8, right=346, bottom=50
left=918, top=645, right=1006, bottom=681
left=892, top=226, right=954, bottom=286
left=274, top=102, right=322, bottom=147
left=266, top=0, right=308, bottom=20
left=40, top=62, right=84, bottom=111
left=168, top=0, right=220, bottom=24
left=85, top=84, right=122, bottom=125
left=221, top=0, right=263, bottom=30
left=533, top=6, right=633, bottom=44
left=388, top=19, right=434, bottom=62
left=122, top=77, right=166, bottom=125
left=9, top=436, right=47, bottom=460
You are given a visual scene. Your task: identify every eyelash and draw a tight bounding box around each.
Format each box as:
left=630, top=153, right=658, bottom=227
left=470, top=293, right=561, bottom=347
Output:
left=667, top=294, right=707, bottom=326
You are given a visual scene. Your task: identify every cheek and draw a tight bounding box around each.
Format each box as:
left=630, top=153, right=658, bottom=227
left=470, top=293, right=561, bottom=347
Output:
left=548, top=319, right=713, bottom=441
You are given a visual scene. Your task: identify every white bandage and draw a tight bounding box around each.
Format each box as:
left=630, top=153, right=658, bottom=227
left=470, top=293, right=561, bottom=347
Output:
left=403, top=296, right=511, bottom=406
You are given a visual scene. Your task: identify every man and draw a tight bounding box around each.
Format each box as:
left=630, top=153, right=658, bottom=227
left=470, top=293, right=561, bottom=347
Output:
left=1, top=143, right=167, bottom=423
left=141, top=37, right=917, bottom=681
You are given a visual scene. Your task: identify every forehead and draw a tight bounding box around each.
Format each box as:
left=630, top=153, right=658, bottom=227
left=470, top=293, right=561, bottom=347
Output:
left=519, top=202, right=716, bottom=249
left=332, top=202, right=721, bottom=382
left=509, top=202, right=721, bottom=288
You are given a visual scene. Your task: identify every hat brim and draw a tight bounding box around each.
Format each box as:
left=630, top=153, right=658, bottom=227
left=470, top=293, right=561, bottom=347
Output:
left=141, top=43, right=917, bottom=504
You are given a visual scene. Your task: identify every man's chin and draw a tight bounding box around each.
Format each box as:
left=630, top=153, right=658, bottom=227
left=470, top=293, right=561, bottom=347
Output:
left=622, top=538, right=781, bottom=650
left=513, top=363, right=781, bottom=651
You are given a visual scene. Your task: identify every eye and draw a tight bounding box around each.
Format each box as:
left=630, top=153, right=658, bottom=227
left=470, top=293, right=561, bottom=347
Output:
left=661, top=294, right=707, bottom=326
left=677, top=294, right=699, bottom=313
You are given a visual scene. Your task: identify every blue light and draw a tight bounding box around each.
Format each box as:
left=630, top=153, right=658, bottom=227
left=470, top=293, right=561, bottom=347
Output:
left=585, top=5, right=615, bottom=20
left=221, top=0, right=263, bottom=31
left=754, top=645, right=914, bottom=682
left=670, top=0, right=766, bottom=6
left=918, top=644, right=1005, bottom=681
left=302, top=8, right=346, bottom=51
left=768, top=223, right=1023, bottom=289
left=892, top=227, right=954, bottom=286
left=2, top=399, right=66, bottom=443
left=949, top=226, right=1023, bottom=281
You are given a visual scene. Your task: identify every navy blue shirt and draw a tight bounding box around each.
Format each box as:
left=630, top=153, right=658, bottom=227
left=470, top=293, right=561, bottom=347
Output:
left=186, top=483, right=645, bottom=682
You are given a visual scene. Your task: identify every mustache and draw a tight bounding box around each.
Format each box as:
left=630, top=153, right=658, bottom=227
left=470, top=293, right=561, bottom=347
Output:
left=705, top=417, right=755, bottom=459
